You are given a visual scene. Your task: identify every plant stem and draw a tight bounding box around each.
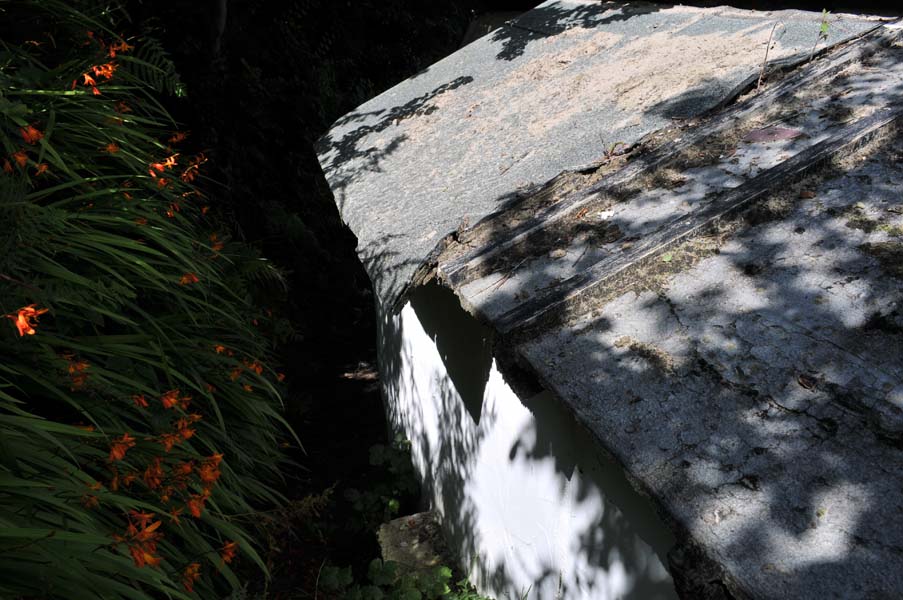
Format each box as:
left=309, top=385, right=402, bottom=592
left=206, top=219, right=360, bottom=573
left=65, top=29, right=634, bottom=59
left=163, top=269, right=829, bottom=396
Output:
left=757, top=23, right=779, bottom=92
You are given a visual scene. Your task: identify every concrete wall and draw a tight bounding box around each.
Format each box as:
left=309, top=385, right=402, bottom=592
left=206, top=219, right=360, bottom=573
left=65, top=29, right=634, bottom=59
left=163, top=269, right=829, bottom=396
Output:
left=377, top=283, right=678, bottom=600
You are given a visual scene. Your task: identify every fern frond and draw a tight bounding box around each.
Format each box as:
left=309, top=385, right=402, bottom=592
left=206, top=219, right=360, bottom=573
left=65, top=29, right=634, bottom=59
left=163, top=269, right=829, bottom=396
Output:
left=118, top=36, right=184, bottom=97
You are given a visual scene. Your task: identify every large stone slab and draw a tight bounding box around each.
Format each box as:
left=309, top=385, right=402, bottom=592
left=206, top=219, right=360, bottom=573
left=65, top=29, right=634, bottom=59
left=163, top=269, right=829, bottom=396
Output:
left=448, top=40, right=903, bottom=332
left=316, top=1, right=878, bottom=306
left=428, top=27, right=903, bottom=599
left=518, top=139, right=903, bottom=598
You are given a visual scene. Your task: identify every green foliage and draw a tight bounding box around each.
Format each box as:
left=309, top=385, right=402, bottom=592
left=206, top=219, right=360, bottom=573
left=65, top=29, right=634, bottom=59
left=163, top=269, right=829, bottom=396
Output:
left=317, top=438, right=492, bottom=600
left=320, top=559, right=491, bottom=600
left=344, top=435, right=419, bottom=531
left=0, top=1, right=293, bottom=598
left=119, top=35, right=187, bottom=97
left=809, top=9, right=832, bottom=61
left=819, top=9, right=831, bottom=39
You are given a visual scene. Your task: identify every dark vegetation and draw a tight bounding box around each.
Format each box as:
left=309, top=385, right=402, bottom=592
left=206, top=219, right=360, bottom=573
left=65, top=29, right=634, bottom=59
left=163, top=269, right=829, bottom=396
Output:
left=131, top=1, right=475, bottom=594
left=0, top=0, right=523, bottom=597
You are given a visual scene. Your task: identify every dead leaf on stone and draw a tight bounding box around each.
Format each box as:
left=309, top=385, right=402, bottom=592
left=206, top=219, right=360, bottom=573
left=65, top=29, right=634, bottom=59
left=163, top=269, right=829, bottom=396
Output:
left=799, top=190, right=817, bottom=199
left=743, top=126, right=804, bottom=143
left=797, top=373, right=818, bottom=390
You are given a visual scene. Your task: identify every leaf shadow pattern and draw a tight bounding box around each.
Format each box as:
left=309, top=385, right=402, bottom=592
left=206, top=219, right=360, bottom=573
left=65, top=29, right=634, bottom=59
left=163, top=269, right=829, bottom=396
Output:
left=316, top=75, right=474, bottom=213
left=491, top=1, right=670, bottom=62
left=379, top=282, right=680, bottom=599
left=496, top=133, right=903, bottom=597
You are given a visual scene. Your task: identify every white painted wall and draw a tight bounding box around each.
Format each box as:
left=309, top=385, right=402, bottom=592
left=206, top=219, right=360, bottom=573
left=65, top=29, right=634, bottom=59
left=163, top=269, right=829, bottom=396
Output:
left=377, top=284, right=678, bottom=600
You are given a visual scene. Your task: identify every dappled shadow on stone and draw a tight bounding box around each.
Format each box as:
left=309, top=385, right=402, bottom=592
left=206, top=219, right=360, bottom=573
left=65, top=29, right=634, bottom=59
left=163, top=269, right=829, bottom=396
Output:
left=410, top=43, right=903, bottom=593
left=347, top=8, right=903, bottom=599
left=491, top=1, right=669, bottom=61
left=316, top=75, right=474, bottom=211
left=380, top=279, right=678, bottom=599
left=506, top=134, right=903, bottom=597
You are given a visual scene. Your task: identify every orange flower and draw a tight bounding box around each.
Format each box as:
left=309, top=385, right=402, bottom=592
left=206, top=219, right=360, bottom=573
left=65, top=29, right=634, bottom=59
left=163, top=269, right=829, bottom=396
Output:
left=134, top=217, right=147, bottom=225
left=159, top=432, right=181, bottom=452
left=245, top=360, right=264, bottom=375
left=168, top=131, right=188, bottom=144
left=34, top=163, right=49, bottom=176
left=209, top=233, right=224, bottom=252
left=7, top=304, right=49, bottom=336
left=12, top=150, right=27, bottom=168
left=144, top=457, right=164, bottom=489
left=229, top=367, right=242, bottom=381
left=108, top=39, right=134, bottom=58
left=81, top=494, right=99, bottom=509
left=179, top=272, right=199, bottom=285
left=114, top=100, right=132, bottom=114
left=117, top=513, right=164, bottom=568
left=175, top=417, right=196, bottom=440
left=130, top=547, right=162, bottom=568
left=2, top=159, right=12, bottom=174
left=205, top=383, right=216, bottom=393
left=20, top=125, right=43, bottom=145
left=121, top=471, right=137, bottom=487
left=242, top=384, right=253, bottom=392
left=159, top=485, right=175, bottom=503
left=168, top=507, right=184, bottom=523
left=161, top=389, right=180, bottom=409
left=67, top=358, right=89, bottom=375
left=130, top=510, right=155, bottom=529
left=182, top=562, right=202, bottom=592
left=277, top=373, right=286, bottom=382
left=108, top=433, right=136, bottom=462
left=67, top=357, right=90, bottom=390
left=92, top=62, right=117, bottom=80
left=181, top=168, right=198, bottom=183
left=220, top=541, right=238, bottom=564
left=174, top=461, right=194, bottom=476
left=197, top=463, right=220, bottom=486
left=214, top=345, right=226, bottom=354
left=103, top=142, right=120, bottom=154
left=186, top=490, right=209, bottom=518
left=83, top=73, right=97, bottom=86
left=133, top=394, right=148, bottom=408
left=91, top=86, right=101, bottom=96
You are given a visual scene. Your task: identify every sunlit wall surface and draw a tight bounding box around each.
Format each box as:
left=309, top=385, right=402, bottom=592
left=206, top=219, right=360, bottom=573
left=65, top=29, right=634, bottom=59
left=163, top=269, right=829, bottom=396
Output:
left=377, top=283, right=677, bottom=600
